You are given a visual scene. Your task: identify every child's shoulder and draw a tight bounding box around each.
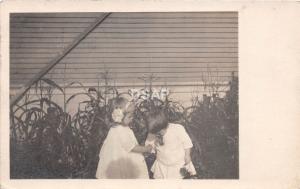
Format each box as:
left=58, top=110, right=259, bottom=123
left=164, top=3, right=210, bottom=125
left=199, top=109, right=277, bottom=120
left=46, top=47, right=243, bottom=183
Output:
left=168, top=123, right=185, bottom=131
left=169, top=122, right=184, bottom=127
left=112, top=124, right=133, bottom=133
left=110, top=124, right=125, bottom=132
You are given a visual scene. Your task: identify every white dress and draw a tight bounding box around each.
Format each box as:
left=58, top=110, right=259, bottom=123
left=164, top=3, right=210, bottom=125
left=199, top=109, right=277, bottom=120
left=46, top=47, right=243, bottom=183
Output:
left=147, top=123, right=196, bottom=179
left=95, top=125, right=149, bottom=179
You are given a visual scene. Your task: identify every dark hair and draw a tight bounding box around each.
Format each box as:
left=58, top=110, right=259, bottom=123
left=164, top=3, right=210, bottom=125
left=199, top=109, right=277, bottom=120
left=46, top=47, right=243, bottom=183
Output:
left=146, top=109, right=169, bottom=134
left=111, top=97, right=128, bottom=110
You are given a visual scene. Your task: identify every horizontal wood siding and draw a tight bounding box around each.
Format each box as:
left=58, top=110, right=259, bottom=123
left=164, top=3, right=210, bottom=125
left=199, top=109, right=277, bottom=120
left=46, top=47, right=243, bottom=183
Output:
left=10, top=12, right=238, bottom=102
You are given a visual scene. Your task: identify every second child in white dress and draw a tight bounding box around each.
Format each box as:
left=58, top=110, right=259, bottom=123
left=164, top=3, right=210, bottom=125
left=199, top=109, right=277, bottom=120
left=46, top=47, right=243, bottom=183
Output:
left=146, top=110, right=197, bottom=179
left=95, top=97, right=152, bottom=179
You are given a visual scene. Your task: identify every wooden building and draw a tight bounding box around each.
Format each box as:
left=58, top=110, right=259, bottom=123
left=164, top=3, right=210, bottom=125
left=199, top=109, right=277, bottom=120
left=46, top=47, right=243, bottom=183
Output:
left=10, top=12, right=238, bottom=108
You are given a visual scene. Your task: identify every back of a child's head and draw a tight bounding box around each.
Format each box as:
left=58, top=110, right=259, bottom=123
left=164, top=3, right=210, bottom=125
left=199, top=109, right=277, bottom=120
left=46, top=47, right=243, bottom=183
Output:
left=110, top=97, right=133, bottom=124
left=111, top=97, right=128, bottom=110
left=147, top=109, right=169, bottom=134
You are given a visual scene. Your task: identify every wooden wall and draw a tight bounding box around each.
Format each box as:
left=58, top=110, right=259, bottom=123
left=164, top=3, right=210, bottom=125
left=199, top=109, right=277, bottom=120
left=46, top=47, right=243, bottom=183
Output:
left=10, top=12, right=238, bottom=106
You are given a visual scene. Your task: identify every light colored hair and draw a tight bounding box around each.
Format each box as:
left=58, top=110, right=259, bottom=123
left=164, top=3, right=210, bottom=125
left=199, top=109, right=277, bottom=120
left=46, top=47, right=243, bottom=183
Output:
left=110, top=97, right=131, bottom=123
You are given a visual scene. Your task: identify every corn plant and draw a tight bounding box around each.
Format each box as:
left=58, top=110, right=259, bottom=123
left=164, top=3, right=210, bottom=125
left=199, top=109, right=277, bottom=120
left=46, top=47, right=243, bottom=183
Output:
left=10, top=72, right=239, bottom=179
left=184, top=73, right=239, bottom=178
left=65, top=71, right=120, bottom=178
left=10, top=78, right=87, bottom=178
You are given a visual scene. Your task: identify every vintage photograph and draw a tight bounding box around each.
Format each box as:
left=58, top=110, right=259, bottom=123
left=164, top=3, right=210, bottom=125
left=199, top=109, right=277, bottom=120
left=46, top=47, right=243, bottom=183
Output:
left=9, top=12, right=239, bottom=179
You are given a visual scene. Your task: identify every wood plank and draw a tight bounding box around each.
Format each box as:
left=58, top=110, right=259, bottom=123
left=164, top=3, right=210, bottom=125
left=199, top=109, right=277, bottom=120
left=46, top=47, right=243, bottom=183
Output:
left=11, top=47, right=238, bottom=55
left=10, top=22, right=92, bottom=28
left=11, top=57, right=238, bottom=64
left=10, top=44, right=238, bottom=51
left=11, top=17, right=237, bottom=24
left=11, top=17, right=100, bottom=23
left=98, top=22, right=238, bottom=28
left=87, top=32, right=238, bottom=38
left=10, top=81, right=229, bottom=89
left=11, top=31, right=237, bottom=38
left=103, top=18, right=237, bottom=24
left=11, top=78, right=234, bottom=87
left=80, top=37, right=238, bottom=43
left=10, top=19, right=237, bottom=28
left=11, top=77, right=235, bottom=88
left=10, top=38, right=73, bottom=43
left=11, top=17, right=237, bottom=25
left=11, top=62, right=238, bottom=69
left=11, top=47, right=238, bottom=57
left=10, top=27, right=86, bottom=33
left=10, top=39, right=238, bottom=47
left=11, top=77, right=234, bottom=86
left=10, top=32, right=80, bottom=38
left=100, top=23, right=237, bottom=28
left=11, top=13, right=105, bottom=18
left=11, top=67, right=238, bottom=74
left=11, top=52, right=237, bottom=59
left=110, top=12, right=238, bottom=18
left=12, top=71, right=235, bottom=79
left=11, top=12, right=236, bottom=19
left=65, top=52, right=238, bottom=58
left=11, top=27, right=237, bottom=33
left=92, top=27, right=237, bottom=33
left=10, top=23, right=238, bottom=32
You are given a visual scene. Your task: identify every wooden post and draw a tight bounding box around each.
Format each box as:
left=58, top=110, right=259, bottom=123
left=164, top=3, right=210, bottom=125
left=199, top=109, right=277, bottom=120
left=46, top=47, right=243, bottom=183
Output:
left=10, top=13, right=111, bottom=108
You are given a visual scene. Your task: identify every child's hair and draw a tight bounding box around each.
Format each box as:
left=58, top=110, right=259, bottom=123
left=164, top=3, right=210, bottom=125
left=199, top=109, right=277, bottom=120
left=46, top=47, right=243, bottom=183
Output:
left=146, top=109, right=169, bottom=134
left=110, top=97, right=131, bottom=124
left=111, top=97, right=128, bottom=110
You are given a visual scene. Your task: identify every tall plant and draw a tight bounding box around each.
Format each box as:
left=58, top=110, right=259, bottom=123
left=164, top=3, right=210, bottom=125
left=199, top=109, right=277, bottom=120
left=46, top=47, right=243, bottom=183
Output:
left=10, top=78, right=87, bottom=178
left=184, top=73, right=239, bottom=178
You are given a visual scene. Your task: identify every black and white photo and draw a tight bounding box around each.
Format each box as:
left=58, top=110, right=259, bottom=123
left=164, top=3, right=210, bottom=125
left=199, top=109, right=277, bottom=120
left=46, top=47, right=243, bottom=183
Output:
left=9, top=12, right=239, bottom=179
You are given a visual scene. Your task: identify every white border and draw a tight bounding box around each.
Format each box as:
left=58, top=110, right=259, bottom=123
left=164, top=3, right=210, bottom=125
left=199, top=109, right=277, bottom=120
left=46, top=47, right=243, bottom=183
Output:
left=1, top=1, right=300, bottom=189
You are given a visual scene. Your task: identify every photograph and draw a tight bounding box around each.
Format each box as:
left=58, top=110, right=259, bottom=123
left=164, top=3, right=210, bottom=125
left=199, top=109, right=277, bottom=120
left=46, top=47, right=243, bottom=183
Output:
left=9, top=12, right=239, bottom=179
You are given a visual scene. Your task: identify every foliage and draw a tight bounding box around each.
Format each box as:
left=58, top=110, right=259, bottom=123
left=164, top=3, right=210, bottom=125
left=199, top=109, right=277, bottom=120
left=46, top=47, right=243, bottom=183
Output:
left=10, top=75, right=239, bottom=179
left=185, top=74, right=239, bottom=178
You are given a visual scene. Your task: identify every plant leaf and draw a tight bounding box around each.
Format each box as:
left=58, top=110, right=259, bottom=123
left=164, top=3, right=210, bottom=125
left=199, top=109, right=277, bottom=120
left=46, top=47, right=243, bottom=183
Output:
left=66, top=93, right=92, bottom=105
left=41, top=78, right=64, bottom=94
left=65, top=81, right=88, bottom=92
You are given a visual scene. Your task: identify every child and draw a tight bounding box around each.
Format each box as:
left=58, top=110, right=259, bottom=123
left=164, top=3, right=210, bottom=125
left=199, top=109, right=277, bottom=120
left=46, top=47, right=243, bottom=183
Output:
left=145, top=110, right=197, bottom=179
left=95, top=97, right=152, bottom=179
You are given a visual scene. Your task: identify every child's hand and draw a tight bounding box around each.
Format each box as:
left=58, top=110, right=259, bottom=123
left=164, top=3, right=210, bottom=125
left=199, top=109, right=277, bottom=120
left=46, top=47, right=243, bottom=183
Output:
left=145, top=144, right=153, bottom=153
left=183, top=162, right=197, bottom=176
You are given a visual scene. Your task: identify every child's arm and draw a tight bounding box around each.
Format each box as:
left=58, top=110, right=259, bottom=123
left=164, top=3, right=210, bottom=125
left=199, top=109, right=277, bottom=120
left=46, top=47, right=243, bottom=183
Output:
left=184, top=147, right=197, bottom=176
left=177, top=125, right=197, bottom=175
left=131, top=144, right=153, bottom=153
left=184, top=148, right=192, bottom=165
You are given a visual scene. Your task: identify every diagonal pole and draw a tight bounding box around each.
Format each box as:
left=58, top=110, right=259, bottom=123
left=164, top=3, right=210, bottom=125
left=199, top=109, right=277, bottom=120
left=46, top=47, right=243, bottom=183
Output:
left=10, top=13, right=111, bottom=108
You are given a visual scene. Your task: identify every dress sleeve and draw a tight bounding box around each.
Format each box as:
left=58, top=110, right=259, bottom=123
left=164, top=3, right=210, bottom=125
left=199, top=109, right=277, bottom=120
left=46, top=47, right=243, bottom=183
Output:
left=177, top=124, right=193, bottom=149
left=120, top=127, right=138, bottom=152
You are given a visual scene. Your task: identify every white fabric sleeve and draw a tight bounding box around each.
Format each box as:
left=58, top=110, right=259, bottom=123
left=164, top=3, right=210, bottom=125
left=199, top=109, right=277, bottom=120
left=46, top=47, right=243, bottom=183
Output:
left=177, top=124, right=193, bottom=149
left=120, top=128, right=138, bottom=152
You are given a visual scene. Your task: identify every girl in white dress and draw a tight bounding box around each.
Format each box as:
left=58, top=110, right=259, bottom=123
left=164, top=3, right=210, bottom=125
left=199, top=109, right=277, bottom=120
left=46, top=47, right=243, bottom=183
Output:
left=145, top=110, right=197, bottom=179
left=95, top=97, right=152, bottom=179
